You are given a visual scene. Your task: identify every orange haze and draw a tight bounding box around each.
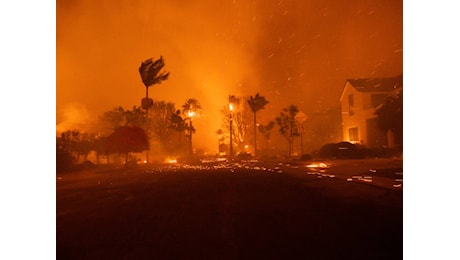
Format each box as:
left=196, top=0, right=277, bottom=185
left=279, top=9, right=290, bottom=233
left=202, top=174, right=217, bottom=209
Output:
left=57, top=0, right=402, bottom=153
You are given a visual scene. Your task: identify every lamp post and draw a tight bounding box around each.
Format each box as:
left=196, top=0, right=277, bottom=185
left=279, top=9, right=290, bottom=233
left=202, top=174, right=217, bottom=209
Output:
left=187, top=110, right=196, bottom=157
left=229, top=102, right=234, bottom=158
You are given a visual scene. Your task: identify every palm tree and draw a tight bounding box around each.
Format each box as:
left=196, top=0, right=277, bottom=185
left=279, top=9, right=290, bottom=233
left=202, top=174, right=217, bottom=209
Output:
left=139, top=56, right=170, bottom=111
left=247, top=93, right=269, bottom=156
left=139, top=56, right=170, bottom=162
left=139, top=56, right=170, bottom=90
left=182, top=98, right=202, bottom=157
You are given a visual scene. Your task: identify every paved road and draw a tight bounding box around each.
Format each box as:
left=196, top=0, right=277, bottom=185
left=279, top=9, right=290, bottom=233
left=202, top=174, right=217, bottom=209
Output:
left=57, top=160, right=403, bottom=259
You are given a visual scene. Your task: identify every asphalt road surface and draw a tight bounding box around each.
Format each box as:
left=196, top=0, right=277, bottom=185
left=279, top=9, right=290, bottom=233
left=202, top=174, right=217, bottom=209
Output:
left=57, top=159, right=403, bottom=259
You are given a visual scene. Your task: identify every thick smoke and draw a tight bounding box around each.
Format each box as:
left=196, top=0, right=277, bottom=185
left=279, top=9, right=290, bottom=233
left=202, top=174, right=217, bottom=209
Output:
left=57, top=0, right=402, bottom=153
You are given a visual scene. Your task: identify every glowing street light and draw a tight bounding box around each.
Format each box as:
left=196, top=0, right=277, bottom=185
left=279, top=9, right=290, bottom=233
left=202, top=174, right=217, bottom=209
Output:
left=187, top=110, right=196, bottom=118
left=186, top=110, right=196, bottom=157
left=229, top=96, right=235, bottom=158
left=182, top=98, right=201, bottom=158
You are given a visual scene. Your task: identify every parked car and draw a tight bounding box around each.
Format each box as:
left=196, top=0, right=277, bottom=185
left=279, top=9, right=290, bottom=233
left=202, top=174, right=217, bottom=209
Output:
left=318, top=142, right=363, bottom=159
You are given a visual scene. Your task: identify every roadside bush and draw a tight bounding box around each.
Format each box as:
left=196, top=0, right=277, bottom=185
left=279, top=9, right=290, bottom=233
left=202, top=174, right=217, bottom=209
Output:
left=57, top=146, right=75, bottom=173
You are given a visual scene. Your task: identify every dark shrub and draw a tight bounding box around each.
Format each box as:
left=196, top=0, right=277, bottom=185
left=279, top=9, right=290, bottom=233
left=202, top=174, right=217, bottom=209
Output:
left=56, top=146, right=75, bottom=173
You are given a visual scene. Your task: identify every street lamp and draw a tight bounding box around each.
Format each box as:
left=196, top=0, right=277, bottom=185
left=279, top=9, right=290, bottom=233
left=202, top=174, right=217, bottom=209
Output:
left=187, top=110, right=196, bottom=157
left=229, top=102, right=234, bottom=158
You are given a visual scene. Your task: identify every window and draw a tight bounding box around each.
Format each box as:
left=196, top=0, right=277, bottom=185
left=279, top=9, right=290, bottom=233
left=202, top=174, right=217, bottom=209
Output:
left=348, top=94, right=354, bottom=115
left=349, top=127, right=358, bottom=142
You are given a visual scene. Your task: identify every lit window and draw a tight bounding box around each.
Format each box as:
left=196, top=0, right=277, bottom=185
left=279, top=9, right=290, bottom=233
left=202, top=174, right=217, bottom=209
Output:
left=349, top=127, right=358, bottom=142
left=348, top=94, right=354, bottom=115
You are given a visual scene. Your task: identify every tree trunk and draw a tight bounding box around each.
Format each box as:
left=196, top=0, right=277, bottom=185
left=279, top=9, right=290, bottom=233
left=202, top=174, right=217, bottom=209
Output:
left=145, top=87, right=150, bottom=163
left=253, top=112, right=257, bottom=156
left=300, top=133, right=304, bottom=155
left=189, top=121, right=193, bottom=157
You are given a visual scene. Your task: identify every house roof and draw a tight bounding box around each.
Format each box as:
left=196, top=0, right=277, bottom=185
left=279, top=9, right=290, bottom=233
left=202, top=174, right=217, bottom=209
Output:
left=339, top=74, right=402, bottom=101
left=346, top=75, right=403, bottom=92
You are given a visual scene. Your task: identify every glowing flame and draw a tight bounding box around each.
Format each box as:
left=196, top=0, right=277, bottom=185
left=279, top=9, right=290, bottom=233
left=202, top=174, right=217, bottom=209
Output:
left=306, top=163, right=329, bottom=169
left=167, top=158, right=178, bottom=164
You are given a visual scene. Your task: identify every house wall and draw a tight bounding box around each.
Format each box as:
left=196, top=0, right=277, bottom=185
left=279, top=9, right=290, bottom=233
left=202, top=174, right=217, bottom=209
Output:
left=340, top=78, right=402, bottom=148
left=340, top=82, right=368, bottom=145
left=340, top=82, right=389, bottom=147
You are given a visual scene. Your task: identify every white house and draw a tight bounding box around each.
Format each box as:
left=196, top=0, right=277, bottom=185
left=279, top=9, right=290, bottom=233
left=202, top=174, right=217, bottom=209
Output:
left=339, top=75, right=402, bottom=148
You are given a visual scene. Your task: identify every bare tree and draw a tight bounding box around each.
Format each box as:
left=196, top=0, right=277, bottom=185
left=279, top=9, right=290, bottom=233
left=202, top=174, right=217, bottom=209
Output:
left=276, top=105, right=300, bottom=157
left=96, top=106, right=146, bottom=135
left=125, top=106, right=147, bottom=128
left=98, top=107, right=126, bottom=135
left=258, top=121, right=275, bottom=151
left=149, top=100, right=177, bottom=153
left=221, top=95, right=252, bottom=153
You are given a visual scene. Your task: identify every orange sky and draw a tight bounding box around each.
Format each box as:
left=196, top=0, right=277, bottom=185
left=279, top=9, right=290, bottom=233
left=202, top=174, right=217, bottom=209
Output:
left=56, top=0, right=402, bottom=153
